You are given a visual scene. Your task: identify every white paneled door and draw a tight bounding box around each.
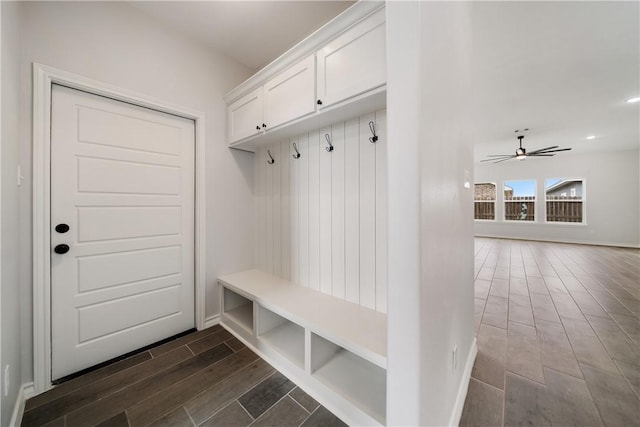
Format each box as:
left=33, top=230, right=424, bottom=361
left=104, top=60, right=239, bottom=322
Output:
left=50, top=85, right=195, bottom=380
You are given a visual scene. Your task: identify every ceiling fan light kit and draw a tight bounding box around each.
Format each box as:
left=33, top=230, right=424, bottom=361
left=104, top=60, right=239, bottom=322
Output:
left=482, top=130, right=572, bottom=164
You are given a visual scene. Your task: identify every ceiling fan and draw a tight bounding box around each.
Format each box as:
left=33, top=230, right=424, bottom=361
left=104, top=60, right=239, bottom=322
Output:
left=482, top=131, right=572, bottom=163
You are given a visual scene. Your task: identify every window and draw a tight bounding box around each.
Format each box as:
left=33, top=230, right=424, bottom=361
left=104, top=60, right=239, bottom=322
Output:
left=545, top=179, right=584, bottom=223
left=504, top=180, right=535, bottom=221
left=474, top=183, right=496, bottom=220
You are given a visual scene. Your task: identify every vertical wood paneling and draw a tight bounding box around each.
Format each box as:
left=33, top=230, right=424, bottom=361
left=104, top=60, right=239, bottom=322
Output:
left=272, top=143, right=282, bottom=277
left=344, top=117, right=360, bottom=304
left=359, top=113, right=377, bottom=310
left=331, top=122, right=346, bottom=300
left=252, top=111, right=387, bottom=313
left=319, top=126, right=333, bottom=295
left=290, top=136, right=300, bottom=284
left=308, top=130, right=321, bottom=291
left=281, top=139, right=291, bottom=280
left=298, top=133, right=310, bottom=287
left=265, top=145, right=274, bottom=274
left=374, top=110, right=388, bottom=313
left=255, top=148, right=266, bottom=270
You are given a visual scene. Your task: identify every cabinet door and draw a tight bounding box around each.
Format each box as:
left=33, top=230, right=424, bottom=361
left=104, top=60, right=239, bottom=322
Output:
left=228, top=87, right=263, bottom=143
left=264, top=55, right=316, bottom=129
left=316, top=9, right=386, bottom=108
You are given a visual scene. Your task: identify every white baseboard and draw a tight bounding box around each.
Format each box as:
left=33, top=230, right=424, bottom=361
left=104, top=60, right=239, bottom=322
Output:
left=475, top=234, right=639, bottom=249
left=448, top=338, right=477, bottom=427
left=10, top=382, right=34, bottom=427
left=204, top=314, right=220, bottom=329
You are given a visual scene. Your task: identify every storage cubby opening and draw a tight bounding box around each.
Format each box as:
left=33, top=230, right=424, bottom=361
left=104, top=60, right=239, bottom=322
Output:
left=257, top=306, right=305, bottom=369
left=223, top=287, right=253, bottom=332
left=311, top=333, right=386, bottom=424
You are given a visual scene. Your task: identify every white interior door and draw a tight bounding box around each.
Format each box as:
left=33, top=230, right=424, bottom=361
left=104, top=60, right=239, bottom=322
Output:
left=50, top=84, right=195, bottom=380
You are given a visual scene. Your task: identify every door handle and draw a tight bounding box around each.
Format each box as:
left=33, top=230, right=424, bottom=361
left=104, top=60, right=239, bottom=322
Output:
left=55, top=224, right=69, bottom=233
left=54, top=244, right=70, bottom=254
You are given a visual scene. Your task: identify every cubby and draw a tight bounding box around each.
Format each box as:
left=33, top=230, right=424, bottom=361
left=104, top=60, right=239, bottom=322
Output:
left=311, top=333, right=386, bottom=424
left=257, top=306, right=305, bottom=369
left=222, top=287, right=253, bottom=333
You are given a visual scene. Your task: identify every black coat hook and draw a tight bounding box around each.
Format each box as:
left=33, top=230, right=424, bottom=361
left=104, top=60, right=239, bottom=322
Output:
left=369, top=121, right=378, bottom=143
left=325, top=133, right=334, bottom=152
left=292, top=142, right=301, bottom=159
left=267, top=149, right=275, bottom=164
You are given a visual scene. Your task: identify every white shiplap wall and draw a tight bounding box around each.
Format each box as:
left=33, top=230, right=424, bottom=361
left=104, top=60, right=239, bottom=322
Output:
left=253, top=109, right=387, bottom=313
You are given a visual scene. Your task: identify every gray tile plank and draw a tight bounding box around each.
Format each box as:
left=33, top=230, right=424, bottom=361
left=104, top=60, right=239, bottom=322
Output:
left=187, top=329, right=234, bottom=355
left=23, top=346, right=193, bottom=426
left=562, top=317, right=619, bottom=374
left=472, top=324, right=507, bottom=390
left=586, top=315, right=640, bottom=366
left=226, top=337, right=246, bottom=352
left=150, top=325, right=223, bottom=357
left=238, top=372, right=296, bottom=420
left=475, top=278, right=492, bottom=299
left=482, top=296, right=508, bottom=329
left=127, top=346, right=257, bottom=425
left=459, top=378, right=504, bottom=427
left=300, top=406, right=347, bottom=427
left=526, top=276, right=549, bottom=295
left=149, top=407, right=195, bottom=427
left=530, top=293, right=561, bottom=324
left=507, top=322, right=545, bottom=383
left=504, top=372, right=552, bottom=427
left=185, top=358, right=275, bottom=424
left=249, top=396, right=308, bottom=427
left=65, top=343, right=233, bottom=426
left=543, top=367, right=603, bottom=426
left=581, top=364, right=640, bottom=427
left=614, top=359, right=640, bottom=399
left=96, top=411, right=129, bottom=427
left=509, top=294, right=535, bottom=326
left=199, top=401, right=253, bottom=427
left=25, top=351, right=152, bottom=412
left=549, top=293, right=584, bottom=320
left=489, top=278, right=509, bottom=298
left=536, top=319, right=583, bottom=378
left=289, top=387, right=320, bottom=414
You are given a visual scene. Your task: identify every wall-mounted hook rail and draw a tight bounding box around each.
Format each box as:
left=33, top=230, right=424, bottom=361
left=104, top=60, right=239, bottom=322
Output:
left=325, top=133, right=334, bottom=152
left=267, top=149, right=275, bottom=164
left=292, top=142, right=301, bottom=159
left=368, top=121, right=378, bottom=143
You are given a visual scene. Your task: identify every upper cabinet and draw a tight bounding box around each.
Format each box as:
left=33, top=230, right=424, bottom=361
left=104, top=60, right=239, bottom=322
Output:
left=316, top=8, right=386, bottom=109
left=264, top=55, right=316, bottom=130
left=228, top=87, right=263, bottom=143
left=225, top=2, right=386, bottom=150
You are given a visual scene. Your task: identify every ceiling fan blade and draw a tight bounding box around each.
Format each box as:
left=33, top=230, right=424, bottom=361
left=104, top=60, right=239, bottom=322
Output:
left=533, top=148, right=572, bottom=154
left=527, top=146, right=560, bottom=154
left=481, top=155, right=513, bottom=162
left=493, top=156, right=516, bottom=163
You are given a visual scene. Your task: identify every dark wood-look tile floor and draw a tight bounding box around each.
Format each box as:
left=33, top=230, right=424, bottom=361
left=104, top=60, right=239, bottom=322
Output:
left=22, top=327, right=347, bottom=427
left=462, top=238, right=640, bottom=427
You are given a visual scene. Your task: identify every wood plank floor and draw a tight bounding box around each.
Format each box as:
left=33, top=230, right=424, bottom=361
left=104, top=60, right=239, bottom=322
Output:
left=23, top=237, right=639, bottom=426
left=22, top=327, right=347, bottom=427
left=462, top=238, right=640, bottom=427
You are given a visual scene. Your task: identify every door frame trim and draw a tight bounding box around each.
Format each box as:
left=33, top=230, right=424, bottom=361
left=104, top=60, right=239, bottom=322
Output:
left=32, top=63, right=207, bottom=394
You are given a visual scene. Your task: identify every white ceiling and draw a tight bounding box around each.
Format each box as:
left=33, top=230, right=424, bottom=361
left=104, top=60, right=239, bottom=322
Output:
left=129, top=1, right=638, bottom=160
left=472, top=1, right=639, bottom=161
left=129, top=1, right=354, bottom=71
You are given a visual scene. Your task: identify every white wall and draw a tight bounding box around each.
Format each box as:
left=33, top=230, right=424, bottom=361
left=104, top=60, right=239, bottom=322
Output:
left=2, top=1, right=24, bottom=424
left=474, top=149, right=640, bottom=247
left=387, top=2, right=475, bottom=425
left=15, top=1, right=254, bottom=388
left=253, top=110, right=388, bottom=313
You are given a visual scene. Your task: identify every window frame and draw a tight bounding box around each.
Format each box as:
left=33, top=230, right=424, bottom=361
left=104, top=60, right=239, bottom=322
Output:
left=503, top=179, right=537, bottom=222
left=544, top=178, right=586, bottom=225
left=474, top=182, right=497, bottom=221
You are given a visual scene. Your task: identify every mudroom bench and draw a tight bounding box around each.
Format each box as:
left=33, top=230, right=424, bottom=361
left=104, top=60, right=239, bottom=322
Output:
left=218, top=269, right=387, bottom=426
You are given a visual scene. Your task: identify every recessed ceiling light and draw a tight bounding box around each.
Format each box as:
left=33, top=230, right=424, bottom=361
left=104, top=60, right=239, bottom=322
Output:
left=586, top=135, right=596, bottom=140
left=627, top=97, right=640, bottom=103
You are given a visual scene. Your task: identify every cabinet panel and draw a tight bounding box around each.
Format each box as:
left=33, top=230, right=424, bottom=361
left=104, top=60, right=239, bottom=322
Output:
left=264, top=55, right=316, bottom=129
left=228, top=87, right=263, bottom=143
left=317, top=9, right=385, bottom=109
